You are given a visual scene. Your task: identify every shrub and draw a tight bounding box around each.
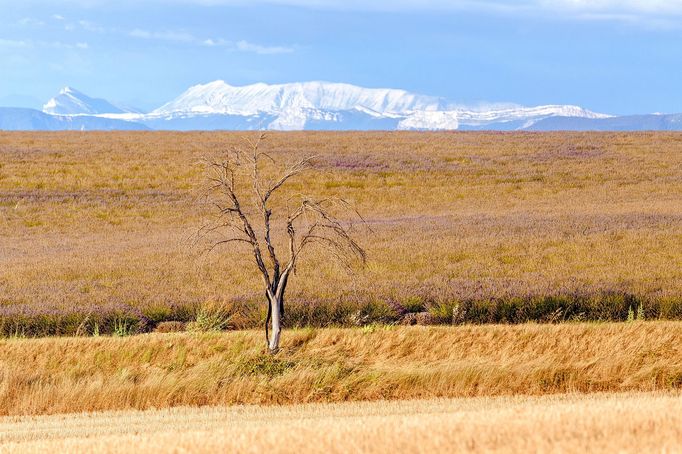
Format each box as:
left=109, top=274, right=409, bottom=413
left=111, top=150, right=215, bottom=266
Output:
left=113, top=317, right=135, bottom=337
left=186, top=302, right=235, bottom=332
left=0, top=290, right=682, bottom=338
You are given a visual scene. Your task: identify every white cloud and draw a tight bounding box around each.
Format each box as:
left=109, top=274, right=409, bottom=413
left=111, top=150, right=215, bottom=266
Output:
left=0, top=39, right=30, bottom=48
left=12, top=0, right=682, bottom=14
left=45, top=40, right=90, bottom=49
left=236, top=40, right=294, bottom=54
left=203, top=38, right=229, bottom=46
left=0, top=39, right=89, bottom=50
left=79, top=20, right=106, bottom=32
left=10, top=0, right=682, bottom=26
left=52, top=14, right=65, bottom=20
left=18, top=17, right=45, bottom=26
left=105, top=0, right=682, bottom=14
left=201, top=37, right=294, bottom=54
left=129, top=28, right=197, bottom=42
left=155, top=0, right=682, bottom=26
left=536, top=0, right=682, bottom=23
left=544, top=0, right=682, bottom=14
left=241, top=0, right=682, bottom=27
left=126, top=28, right=294, bottom=53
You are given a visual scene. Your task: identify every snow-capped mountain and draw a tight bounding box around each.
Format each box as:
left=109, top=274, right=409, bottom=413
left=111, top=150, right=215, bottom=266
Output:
left=1, top=81, right=680, bottom=131
left=43, top=86, right=139, bottom=116
left=152, top=80, right=447, bottom=116
left=142, top=80, right=608, bottom=130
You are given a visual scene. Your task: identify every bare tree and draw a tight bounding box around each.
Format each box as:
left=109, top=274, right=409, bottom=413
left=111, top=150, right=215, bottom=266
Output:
left=196, top=134, right=366, bottom=353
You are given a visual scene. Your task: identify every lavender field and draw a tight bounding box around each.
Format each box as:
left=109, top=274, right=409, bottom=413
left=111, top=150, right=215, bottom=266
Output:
left=1, top=131, right=681, bottom=336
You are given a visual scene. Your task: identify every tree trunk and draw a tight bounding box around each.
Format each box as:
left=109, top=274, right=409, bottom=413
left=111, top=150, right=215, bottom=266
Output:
left=268, top=295, right=282, bottom=354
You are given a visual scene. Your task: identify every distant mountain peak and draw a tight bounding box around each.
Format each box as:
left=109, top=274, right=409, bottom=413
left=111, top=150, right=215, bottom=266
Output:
left=43, top=87, right=139, bottom=116
left=60, top=86, right=78, bottom=94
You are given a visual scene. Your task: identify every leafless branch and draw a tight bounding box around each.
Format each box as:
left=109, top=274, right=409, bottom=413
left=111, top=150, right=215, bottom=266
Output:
left=192, top=134, right=368, bottom=352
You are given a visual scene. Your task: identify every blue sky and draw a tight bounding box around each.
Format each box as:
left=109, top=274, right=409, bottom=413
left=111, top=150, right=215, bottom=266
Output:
left=1, top=0, right=681, bottom=114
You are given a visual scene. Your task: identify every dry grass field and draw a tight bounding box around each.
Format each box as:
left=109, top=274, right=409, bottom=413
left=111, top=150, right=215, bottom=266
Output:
left=2, top=392, right=681, bottom=453
left=1, top=132, right=681, bottom=450
left=1, top=323, right=681, bottom=416
left=1, top=131, right=682, bottom=334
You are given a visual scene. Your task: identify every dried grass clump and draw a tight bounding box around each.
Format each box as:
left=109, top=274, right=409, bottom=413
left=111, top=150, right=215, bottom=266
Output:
left=0, top=323, right=681, bottom=416
left=154, top=321, right=186, bottom=333
left=186, top=302, right=235, bottom=332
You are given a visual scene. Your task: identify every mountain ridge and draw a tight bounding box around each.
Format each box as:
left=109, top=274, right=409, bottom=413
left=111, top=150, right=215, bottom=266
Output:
left=0, top=81, right=679, bottom=131
left=0, top=107, right=148, bottom=131
left=151, top=80, right=449, bottom=116
left=93, top=80, right=611, bottom=131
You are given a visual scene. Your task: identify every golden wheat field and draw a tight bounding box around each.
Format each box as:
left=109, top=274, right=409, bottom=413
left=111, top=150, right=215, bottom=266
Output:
left=1, top=323, right=681, bottom=416
left=1, top=131, right=682, bottom=334
left=2, top=392, right=681, bottom=453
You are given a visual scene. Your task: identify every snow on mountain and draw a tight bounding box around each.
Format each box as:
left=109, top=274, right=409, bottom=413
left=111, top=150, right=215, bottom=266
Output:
left=453, top=105, right=609, bottom=126
left=42, top=87, right=138, bottom=115
left=152, top=80, right=446, bottom=117
left=398, top=111, right=459, bottom=130
left=7, top=81, right=662, bottom=132
left=141, top=80, right=610, bottom=131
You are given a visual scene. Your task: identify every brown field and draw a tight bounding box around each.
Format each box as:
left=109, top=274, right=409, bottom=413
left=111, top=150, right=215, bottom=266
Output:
left=1, top=323, right=681, bottom=416
left=1, top=131, right=682, bottom=333
left=2, top=392, right=681, bottom=453
left=2, top=132, right=681, bottom=449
